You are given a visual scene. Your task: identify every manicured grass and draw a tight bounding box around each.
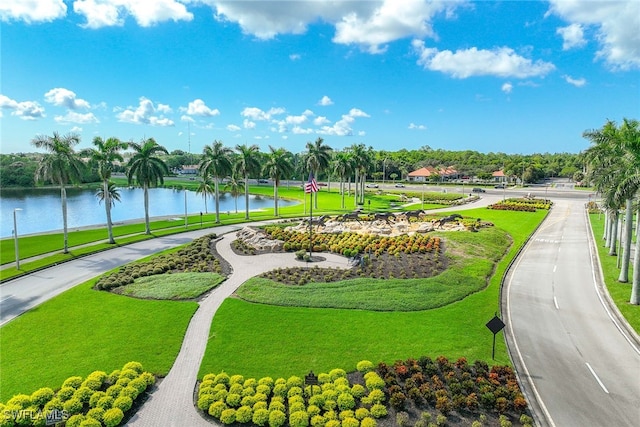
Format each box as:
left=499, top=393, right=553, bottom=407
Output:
left=116, top=272, right=225, bottom=299
left=0, top=280, right=198, bottom=401
left=235, top=226, right=511, bottom=311
left=199, top=208, right=547, bottom=379
left=589, top=214, right=640, bottom=333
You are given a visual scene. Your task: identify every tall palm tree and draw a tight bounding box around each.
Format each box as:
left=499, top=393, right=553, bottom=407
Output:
left=96, top=182, right=121, bottom=210
left=196, top=172, right=215, bottom=214
left=305, top=137, right=332, bottom=208
left=32, top=131, right=84, bottom=253
left=224, top=171, right=245, bottom=214
left=126, top=137, right=169, bottom=235
left=263, top=146, right=293, bottom=216
left=333, top=151, right=353, bottom=209
left=84, top=136, right=128, bottom=244
left=200, top=140, right=233, bottom=223
left=349, top=143, right=372, bottom=205
left=235, top=144, right=261, bottom=220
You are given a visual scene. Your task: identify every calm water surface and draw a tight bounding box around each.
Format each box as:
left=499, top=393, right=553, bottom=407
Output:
left=0, top=187, right=297, bottom=238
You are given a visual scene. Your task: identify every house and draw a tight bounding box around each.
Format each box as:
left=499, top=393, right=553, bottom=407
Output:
left=407, top=166, right=458, bottom=182
left=492, top=170, right=506, bottom=182
left=180, top=165, right=199, bottom=175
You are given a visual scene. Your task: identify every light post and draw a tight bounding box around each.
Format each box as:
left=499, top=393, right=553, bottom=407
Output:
left=184, top=190, right=188, bottom=229
left=422, top=183, right=425, bottom=209
left=13, top=208, right=22, bottom=270
left=382, top=158, right=387, bottom=186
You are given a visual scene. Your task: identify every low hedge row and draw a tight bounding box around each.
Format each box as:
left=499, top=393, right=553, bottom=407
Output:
left=488, top=198, right=552, bottom=212
left=0, top=362, right=154, bottom=427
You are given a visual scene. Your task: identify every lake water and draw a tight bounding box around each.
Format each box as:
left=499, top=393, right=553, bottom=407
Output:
left=0, top=187, right=297, bottom=238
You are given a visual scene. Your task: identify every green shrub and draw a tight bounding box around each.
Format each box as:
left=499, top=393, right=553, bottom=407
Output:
left=351, top=384, right=366, bottom=399
left=258, top=377, right=275, bottom=388
left=44, top=397, right=62, bottom=412
left=86, top=407, right=105, bottom=423
left=119, top=368, right=139, bottom=380
left=62, top=376, right=83, bottom=389
left=289, top=401, right=306, bottom=414
left=119, top=386, right=139, bottom=400
left=499, top=415, right=512, bottom=427
left=197, top=394, right=217, bottom=411
left=256, top=384, right=271, bottom=396
left=236, top=405, right=253, bottom=423
left=215, top=372, right=230, bottom=385
left=309, top=394, right=325, bottom=408
left=220, top=408, right=236, bottom=424
left=139, top=372, right=155, bottom=387
left=269, top=401, right=285, bottom=412
left=318, top=373, right=331, bottom=384
left=356, top=360, right=374, bottom=373
left=30, top=388, right=54, bottom=407
left=80, top=416, right=102, bottom=426
left=370, top=404, right=387, bottom=418
left=203, top=373, right=216, bottom=382
left=65, top=414, right=86, bottom=427
left=241, top=395, right=255, bottom=407
left=366, top=389, right=385, bottom=405
left=364, top=374, right=385, bottom=390
left=339, top=410, right=355, bottom=420
left=229, top=384, right=243, bottom=395
left=57, top=387, right=75, bottom=402
left=83, top=371, right=107, bottom=390
left=436, top=414, right=447, bottom=426
left=62, top=398, right=83, bottom=415
left=252, top=408, right=270, bottom=426
left=89, top=391, right=106, bottom=408
left=307, top=405, right=321, bottom=418
left=287, top=376, right=304, bottom=389
left=519, top=414, right=534, bottom=425
left=226, top=393, right=242, bottom=408
left=268, top=409, right=286, bottom=427
left=242, top=387, right=256, bottom=397
left=96, top=396, right=114, bottom=410
left=361, top=417, right=377, bottom=427
left=471, top=421, right=482, bottom=427
left=102, top=407, right=124, bottom=427
left=73, top=387, right=94, bottom=403
left=328, top=369, right=346, bottom=381
left=254, top=392, right=268, bottom=402
left=107, top=370, right=120, bottom=384
left=337, top=393, right=355, bottom=411
left=325, top=420, right=341, bottom=427
left=311, top=414, right=326, bottom=427
left=208, top=401, right=227, bottom=419
left=289, top=410, right=310, bottom=427
left=272, top=383, right=288, bottom=398
left=113, top=395, right=132, bottom=412
left=355, top=407, right=370, bottom=420
left=105, top=385, right=123, bottom=398
left=341, top=416, right=359, bottom=427
left=288, top=386, right=303, bottom=398
left=128, top=377, right=148, bottom=394
left=253, top=401, right=268, bottom=411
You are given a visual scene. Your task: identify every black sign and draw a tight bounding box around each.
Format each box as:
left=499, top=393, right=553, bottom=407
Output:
left=305, top=371, right=318, bottom=385
left=486, top=315, right=505, bottom=334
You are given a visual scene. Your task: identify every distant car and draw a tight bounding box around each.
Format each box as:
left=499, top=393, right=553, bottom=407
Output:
left=318, top=182, right=327, bottom=187
left=494, top=184, right=506, bottom=189
left=257, top=179, right=269, bottom=184
left=394, top=183, right=405, bottom=188
left=366, top=183, right=379, bottom=188
left=472, top=187, right=485, bottom=193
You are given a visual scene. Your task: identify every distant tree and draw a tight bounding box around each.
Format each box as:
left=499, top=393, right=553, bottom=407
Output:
left=305, top=137, right=333, bottom=208
left=224, top=171, right=245, bottom=214
left=200, top=140, right=233, bottom=223
left=196, top=172, right=215, bottom=214
left=126, top=137, right=169, bottom=235
left=31, top=132, right=84, bottom=253
left=235, top=144, right=261, bottom=219
left=263, top=146, right=293, bottom=216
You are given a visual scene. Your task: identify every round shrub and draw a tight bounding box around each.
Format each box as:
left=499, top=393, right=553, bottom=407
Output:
left=129, top=377, right=148, bottom=394
left=65, top=414, right=86, bottom=427
left=73, top=387, right=94, bottom=403
left=365, top=374, right=385, bottom=390
left=323, top=399, right=337, bottom=411
left=120, top=386, right=140, bottom=400
left=311, top=414, right=326, bottom=427
left=115, top=377, right=131, bottom=387
left=107, top=370, right=121, bottom=384
left=258, top=377, right=274, bottom=388
left=341, top=417, right=359, bottom=427
left=241, top=395, right=256, bottom=407
left=102, top=407, right=124, bottom=427
left=214, top=389, right=228, bottom=401
left=122, top=362, right=144, bottom=375
left=83, top=371, right=106, bottom=390
left=119, top=369, right=139, bottom=380
left=307, top=404, right=321, bottom=417
left=244, top=378, right=258, bottom=389
left=334, top=378, right=350, bottom=388
left=252, top=408, right=270, bottom=426
left=208, top=401, right=227, bottom=419
left=322, top=389, right=338, bottom=402
left=370, top=404, right=387, bottom=418
left=361, top=417, right=377, bottom=427
left=96, top=395, right=114, bottom=410
left=287, top=376, right=304, bottom=389
left=80, top=417, right=102, bottom=427
left=57, top=387, right=75, bottom=402
left=268, top=409, right=286, bottom=427
left=226, top=393, right=242, bottom=408
left=62, top=398, right=83, bottom=415
left=355, top=408, right=370, bottom=420
left=337, top=393, right=355, bottom=411
left=339, top=410, right=355, bottom=420
left=351, top=384, right=366, bottom=399
left=272, top=383, right=288, bottom=398
left=220, top=408, right=236, bottom=424
left=317, top=373, right=331, bottom=384
left=236, top=405, right=253, bottom=423
left=198, top=394, right=217, bottom=411
left=230, top=374, right=245, bottom=384
left=229, top=383, right=244, bottom=395
left=253, top=401, right=268, bottom=411
left=288, top=386, right=303, bottom=398
left=253, top=392, right=268, bottom=402
left=289, top=402, right=306, bottom=414
left=86, top=407, right=105, bottom=423
left=242, top=387, right=256, bottom=397
left=44, top=398, right=62, bottom=412
left=329, top=369, right=346, bottom=381
left=367, top=389, right=385, bottom=404
left=268, top=401, right=285, bottom=412
left=214, top=372, right=230, bottom=385
left=113, top=395, right=133, bottom=412
left=203, top=373, right=216, bottom=382
left=31, top=388, right=54, bottom=407
left=289, top=410, right=310, bottom=427
left=309, top=394, right=325, bottom=408
left=89, top=391, right=106, bottom=408
left=356, top=360, right=374, bottom=373
left=256, top=384, right=271, bottom=396
left=139, top=372, right=155, bottom=387
left=106, top=385, right=122, bottom=398
left=62, top=376, right=83, bottom=389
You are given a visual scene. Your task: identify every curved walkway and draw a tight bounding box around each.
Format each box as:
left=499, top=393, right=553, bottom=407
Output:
left=125, top=231, right=352, bottom=426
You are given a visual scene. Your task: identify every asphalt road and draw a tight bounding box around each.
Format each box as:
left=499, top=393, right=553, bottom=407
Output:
left=504, top=199, right=640, bottom=426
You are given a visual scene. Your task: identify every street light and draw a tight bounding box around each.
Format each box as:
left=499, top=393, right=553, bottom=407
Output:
left=422, top=184, right=425, bottom=209
left=13, top=208, right=22, bottom=270
left=382, top=158, right=387, bottom=186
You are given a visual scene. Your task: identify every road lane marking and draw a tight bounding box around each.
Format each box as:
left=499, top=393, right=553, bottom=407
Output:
left=553, top=297, right=559, bottom=310
left=0, top=295, right=13, bottom=303
left=553, top=265, right=557, bottom=273
left=585, top=363, right=609, bottom=394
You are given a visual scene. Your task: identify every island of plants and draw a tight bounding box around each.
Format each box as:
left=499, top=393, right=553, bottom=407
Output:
left=487, top=198, right=552, bottom=212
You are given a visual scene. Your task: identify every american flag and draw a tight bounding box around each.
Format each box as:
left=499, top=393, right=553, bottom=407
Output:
left=305, top=172, right=319, bottom=193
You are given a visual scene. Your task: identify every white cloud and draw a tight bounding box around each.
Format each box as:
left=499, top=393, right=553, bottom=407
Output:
left=180, top=114, right=194, bottom=123
left=318, top=96, right=333, bottom=106
left=157, top=103, right=172, bottom=114
left=292, top=126, right=314, bottom=135
left=556, top=23, right=586, bottom=50
left=408, top=123, right=426, bottom=130
left=0, top=94, right=45, bottom=120
left=289, top=54, right=301, bottom=61
left=501, top=82, right=513, bottom=94
left=348, top=108, right=370, bottom=118
left=564, top=75, right=586, bottom=87
left=412, top=41, right=555, bottom=78
left=54, top=111, right=99, bottom=124
left=548, top=0, right=640, bottom=70
left=116, top=96, right=174, bottom=127
left=227, top=124, right=241, bottom=132
left=0, top=0, right=66, bottom=23
left=70, top=126, right=83, bottom=133
left=243, top=118, right=256, bottom=129
left=317, top=107, right=370, bottom=136
left=314, top=116, right=330, bottom=126
left=241, top=106, right=285, bottom=121
left=44, top=88, right=90, bottom=109
left=185, top=99, right=219, bottom=117
left=73, top=0, right=193, bottom=29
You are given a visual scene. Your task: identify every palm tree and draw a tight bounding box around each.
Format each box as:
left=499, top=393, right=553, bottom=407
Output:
left=235, top=144, right=261, bottom=220
left=333, top=151, right=353, bottom=209
left=126, top=138, right=169, bottom=235
left=305, top=137, right=332, bottom=208
left=196, top=172, right=215, bottom=214
left=32, top=131, right=84, bottom=253
left=200, top=140, right=233, bottom=223
left=263, top=146, right=293, bottom=216
left=224, top=171, right=245, bottom=214
left=349, top=143, right=373, bottom=205
left=84, top=136, right=128, bottom=244
left=96, top=182, right=121, bottom=209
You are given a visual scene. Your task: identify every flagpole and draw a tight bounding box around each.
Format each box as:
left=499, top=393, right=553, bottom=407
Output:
left=309, top=188, right=313, bottom=259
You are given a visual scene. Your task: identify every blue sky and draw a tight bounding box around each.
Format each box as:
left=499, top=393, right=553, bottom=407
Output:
left=1, top=1, right=638, bottom=155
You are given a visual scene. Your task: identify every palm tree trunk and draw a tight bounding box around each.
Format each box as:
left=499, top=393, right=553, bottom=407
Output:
left=341, top=176, right=345, bottom=209
left=603, top=210, right=609, bottom=241
left=104, top=180, right=115, bottom=244
left=630, top=208, right=640, bottom=305
left=354, top=170, right=358, bottom=206
left=618, top=199, right=633, bottom=282
left=608, top=210, right=618, bottom=255
left=143, top=184, right=151, bottom=234
left=244, top=173, right=250, bottom=220
left=274, top=181, right=279, bottom=216
left=61, top=185, right=69, bottom=253
left=214, top=178, right=221, bottom=223
left=605, top=210, right=613, bottom=247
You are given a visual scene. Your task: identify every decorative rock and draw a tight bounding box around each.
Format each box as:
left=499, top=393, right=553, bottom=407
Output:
left=237, top=227, right=284, bottom=252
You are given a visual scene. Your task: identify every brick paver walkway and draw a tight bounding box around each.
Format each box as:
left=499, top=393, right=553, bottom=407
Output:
left=126, top=230, right=351, bottom=426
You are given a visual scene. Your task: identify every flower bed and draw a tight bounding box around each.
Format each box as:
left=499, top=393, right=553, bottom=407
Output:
left=487, top=198, right=552, bottom=212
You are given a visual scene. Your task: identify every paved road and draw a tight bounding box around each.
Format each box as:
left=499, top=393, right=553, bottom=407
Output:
left=504, top=199, right=640, bottom=427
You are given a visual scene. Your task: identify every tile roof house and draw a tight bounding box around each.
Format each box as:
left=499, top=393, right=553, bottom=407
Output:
left=407, top=166, right=458, bottom=182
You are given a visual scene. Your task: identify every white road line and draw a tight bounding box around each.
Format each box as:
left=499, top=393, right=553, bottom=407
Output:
left=0, top=295, right=13, bottom=303
left=553, top=265, right=557, bottom=273
left=585, top=363, right=609, bottom=394
left=553, top=296, right=559, bottom=310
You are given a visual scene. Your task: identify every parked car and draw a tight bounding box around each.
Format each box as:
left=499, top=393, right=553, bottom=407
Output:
left=366, top=183, right=379, bottom=188
left=257, top=179, right=269, bottom=184
left=494, top=184, right=506, bottom=189
left=472, top=187, right=485, bottom=193
left=394, top=183, right=405, bottom=188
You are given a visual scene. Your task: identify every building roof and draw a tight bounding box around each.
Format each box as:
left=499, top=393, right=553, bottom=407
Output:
left=408, top=166, right=458, bottom=177
left=492, top=170, right=505, bottom=177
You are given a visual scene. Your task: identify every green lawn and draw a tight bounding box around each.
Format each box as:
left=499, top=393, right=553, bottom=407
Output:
left=0, top=281, right=198, bottom=401
left=589, top=214, right=640, bottom=333
left=116, top=272, right=225, bottom=299
left=199, top=208, right=547, bottom=380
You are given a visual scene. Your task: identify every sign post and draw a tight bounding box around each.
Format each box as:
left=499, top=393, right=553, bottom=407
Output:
left=486, top=314, right=506, bottom=360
